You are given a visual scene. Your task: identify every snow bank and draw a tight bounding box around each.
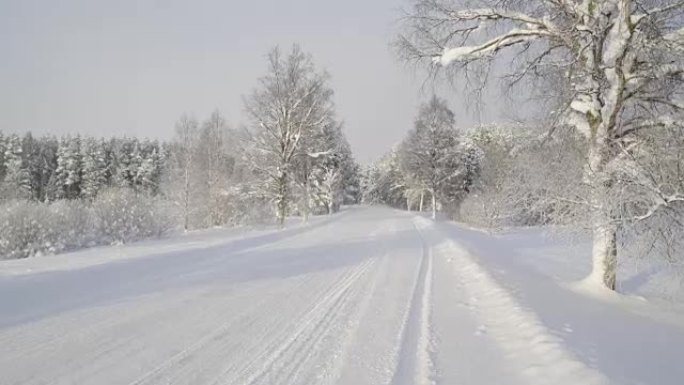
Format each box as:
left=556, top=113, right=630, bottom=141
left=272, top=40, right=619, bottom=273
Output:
left=0, top=189, right=173, bottom=260
left=431, top=219, right=684, bottom=384
left=415, top=216, right=608, bottom=385
left=0, top=214, right=338, bottom=277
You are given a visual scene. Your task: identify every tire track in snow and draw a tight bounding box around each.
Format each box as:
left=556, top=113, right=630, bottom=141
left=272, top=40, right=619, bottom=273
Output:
left=60, top=215, right=362, bottom=385
left=0, top=284, right=247, bottom=385
left=126, top=275, right=318, bottom=385
left=254, top=221, right=398, bottom=385
left=218, top=219, right=394, bottom=385
left=391, top=219, right=434, bottom=385
left=247, top=259, right=375, bottom=385
left=127, top=267, right=343, bottom=385
left=1, top=283, right=229, bottom=364
left=215, top=258, right=376, bottom=385
left=0, top=208, right=428, bottom=385
left=0, top=213, right=348, bottom=332
left=316, top=251, right=386, bottom=385
left=21, top=280, right=307, bottom=384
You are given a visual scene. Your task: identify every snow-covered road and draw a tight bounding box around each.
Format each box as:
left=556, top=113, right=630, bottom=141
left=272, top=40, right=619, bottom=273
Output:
left=0, top=207, right=431, bottom=385
left=0, top=206, right=682, bottom=384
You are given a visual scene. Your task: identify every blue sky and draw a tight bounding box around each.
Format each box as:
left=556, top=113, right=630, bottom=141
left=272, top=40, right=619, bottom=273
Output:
left=0, top=0, right=505, bottom=163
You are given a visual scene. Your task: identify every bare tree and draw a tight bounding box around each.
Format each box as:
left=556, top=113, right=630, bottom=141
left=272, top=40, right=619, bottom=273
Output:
left=399, top=0, right=684, bottom=290
left=198, top=110, right=231, bottom=226
left=244, top=45, right=334, bottom=228
left=170, top=114, right=199, bottom=231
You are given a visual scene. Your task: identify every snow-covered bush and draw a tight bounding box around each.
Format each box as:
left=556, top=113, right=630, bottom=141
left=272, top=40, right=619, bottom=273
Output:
left=42, top=200, right=95, bottom=252
left=0, top=201, right=51, bottom=259
left=459, top=125, right=586, bottom=228
left=0, top=200, right=92, bottom=259
left=219, top=184, right=272, bottom=226
left=0, top=188, right=175, bottom=259
left=92, top=188, right=174, bottom=244
left=458, top=191, right=502, bottom=228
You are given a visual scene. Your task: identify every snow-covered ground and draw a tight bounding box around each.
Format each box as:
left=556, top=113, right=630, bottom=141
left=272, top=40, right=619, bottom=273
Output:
left=0, top=206, right=683, bottom=384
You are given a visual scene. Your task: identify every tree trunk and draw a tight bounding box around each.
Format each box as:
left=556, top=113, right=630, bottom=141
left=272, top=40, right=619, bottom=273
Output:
left=276, top=172, right=288, bottom=229
left=407, top=197, right=411, bottom=212
left=586, top=140, right=618, bottom=290
left=328, top=186, right=335, bottom=215
left=303, top=178, right=310, bottom=223
left=431, top=190, right=437, bottom=220
left=183, top=167, right=190, bottom=231
left=277, top=199, right=286, bottom=228
left=183, top=201, right=189, bottom=231
left=302, top=158, right=311, bottom=223
left=419, top=192, right=424, bottom=212
left=590, top=222, right=618, bottom=290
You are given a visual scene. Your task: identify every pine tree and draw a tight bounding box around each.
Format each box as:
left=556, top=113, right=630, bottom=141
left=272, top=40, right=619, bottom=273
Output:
left=114, top=138, right=136, bottom=189
left=81, top=137, right=109, bottom=199
left=2, top=134, right=31, bottom=199
left=37, top=136, right=59, bottom=202
left=22, top=133, right=43, bottom=200
left=53, top=136, right=83, bottom=199
left=130, top=139, right=145, bottom=189
left=49, top=139, right=67, bottom=200
left=0, top=132, right=7, bottom=185
left=102, top=138, right=116, bottom=187
left=137, top=141, right=162, bottom=195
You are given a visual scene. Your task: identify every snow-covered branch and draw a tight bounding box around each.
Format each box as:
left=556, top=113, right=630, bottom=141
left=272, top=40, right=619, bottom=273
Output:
left=433, top=29, right=557, bottom=66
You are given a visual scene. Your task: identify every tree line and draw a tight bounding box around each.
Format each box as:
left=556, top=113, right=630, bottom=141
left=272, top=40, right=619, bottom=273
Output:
left=0, top=44, right=360, bottom=259
left=0, top=133, right=165, bottom=202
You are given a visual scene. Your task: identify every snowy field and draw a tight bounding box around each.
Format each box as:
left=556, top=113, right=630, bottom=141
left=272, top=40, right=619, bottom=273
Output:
left=1, top=206, right=683, bottom=385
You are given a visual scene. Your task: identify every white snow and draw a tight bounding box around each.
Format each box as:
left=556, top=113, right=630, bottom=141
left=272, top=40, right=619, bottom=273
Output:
left=433, top=46, right=485, bottom=65
left=0, top=206, right=683, bottom=384
left=433, top=29, right=550, bottom=66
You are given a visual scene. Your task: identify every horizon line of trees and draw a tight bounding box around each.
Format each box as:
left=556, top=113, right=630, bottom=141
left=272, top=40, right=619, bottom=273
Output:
left=0, top=132, right=165, bottom=203
left=0, top=44, right=361, bottom=259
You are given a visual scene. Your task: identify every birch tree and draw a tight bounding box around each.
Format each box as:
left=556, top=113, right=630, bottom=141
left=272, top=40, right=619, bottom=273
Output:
left=399, top=0, right=684, bottom=290
left=170, top=114, right=199, bottom=231
left=398, top=96, right=465, bottom=219
left=244, top=45, right=334, bottom=228
left=198, top=110, right=231, bottom=226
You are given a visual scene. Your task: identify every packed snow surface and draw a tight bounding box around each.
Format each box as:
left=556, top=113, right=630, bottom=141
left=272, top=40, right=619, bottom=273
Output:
left=1, top=206, right=683, bottom=384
